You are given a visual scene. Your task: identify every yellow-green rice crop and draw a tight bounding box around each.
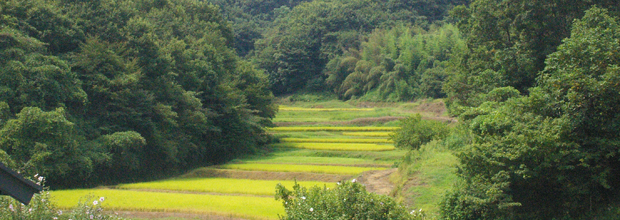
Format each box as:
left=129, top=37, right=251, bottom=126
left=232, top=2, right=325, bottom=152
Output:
left=220, top=163, right=386, bottom=175
left=51, top=189, right=283, bottom=220
left=118, top=178, right=334, bottom=195
left=241, top=156, right=392, bottom=166
left=280, top=138, right=392, bottom=144
left=267, top=127, right=400, bottom=132
left=279, top=106, right=374, bottom=111
left=271, top=142, right=395, bottom=151
left=342, top=132, right=393, bottom=137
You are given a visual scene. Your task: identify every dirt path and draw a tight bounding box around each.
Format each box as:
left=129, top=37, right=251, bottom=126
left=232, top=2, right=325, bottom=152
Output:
left=356, top=168, right=397, bottom=196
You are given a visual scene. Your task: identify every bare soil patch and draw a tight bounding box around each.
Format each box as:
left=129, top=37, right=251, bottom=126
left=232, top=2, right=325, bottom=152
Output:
left=356, top=168, right=397, bottom=196
left=181, top=168, right=351, bottom=182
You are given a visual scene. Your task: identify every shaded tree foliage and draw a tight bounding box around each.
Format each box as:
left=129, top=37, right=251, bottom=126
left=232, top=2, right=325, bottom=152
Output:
left=441, top=7, right=620, bottom=219
left=0, top=0, right=276, bottom=188
left=252, top=0, right=468, bottom=95
left=443, top=0, right=619, bottom=110
left=326, top=24, right=466, bottom=100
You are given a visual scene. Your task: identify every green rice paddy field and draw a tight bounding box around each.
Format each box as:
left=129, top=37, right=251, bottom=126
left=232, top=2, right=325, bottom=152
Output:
left=51, top=100, right=436, bottom=219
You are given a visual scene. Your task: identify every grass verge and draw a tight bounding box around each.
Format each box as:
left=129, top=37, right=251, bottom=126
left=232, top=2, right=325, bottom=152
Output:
left=392, top=140, right=458, bottom=217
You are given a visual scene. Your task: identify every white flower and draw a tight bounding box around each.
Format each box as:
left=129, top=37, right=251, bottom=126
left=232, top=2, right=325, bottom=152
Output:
left=58, top=210, right=62, bottom=215
left=9, top=204, right=14, bottom=211
left=301, top=196, right=306, bottom=200
left=351, top=179, right=356, bottom=183
left=28, top=208, right=32, bottom=212
left=310, top=207, right=314, bottom=212
left=53, top=217, right=58, bottom=220
left=410, top=210, right=415, bottom=214
left=34, top=174, right=38, bottom=178
left=93, top=200, right=98, bottom=206
left=90, top=215, right=94, bottom=219
left=38, top=176, right=44, bottom=182
left=99, top=197, right=105, bottom=202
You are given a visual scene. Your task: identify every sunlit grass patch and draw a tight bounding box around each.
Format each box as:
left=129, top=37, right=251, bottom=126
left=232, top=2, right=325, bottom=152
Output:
left=51, top=189, right=282, bottom=220
left=267, top=127, right=400, bottom=132
left=117, top=178, right=334, bottom=196
left=280, top=138, right=392, bottom=144
left=341, top=132, right=393, bottom=137
left=220, top=163, right=386, bottom=175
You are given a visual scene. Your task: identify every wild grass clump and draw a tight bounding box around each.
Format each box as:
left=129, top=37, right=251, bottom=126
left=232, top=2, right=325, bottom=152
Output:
left=271, top=143, right=395, bottom=151
left=220, top=163, right=385, bottom=175
left=275, top=180, right=426, bottom=220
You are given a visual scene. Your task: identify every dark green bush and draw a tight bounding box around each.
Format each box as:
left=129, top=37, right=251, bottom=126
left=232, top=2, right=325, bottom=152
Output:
left=391, top=114, right=450, bottom=150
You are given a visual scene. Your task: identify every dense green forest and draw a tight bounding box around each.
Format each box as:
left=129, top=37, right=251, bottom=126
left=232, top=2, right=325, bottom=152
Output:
left=2, top=0, right=620, bottom=219
left=0, top=0, right=276, bottom=188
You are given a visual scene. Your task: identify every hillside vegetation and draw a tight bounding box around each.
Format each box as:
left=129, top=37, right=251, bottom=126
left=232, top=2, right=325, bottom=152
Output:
left=0, top=0, right=276, bottom=188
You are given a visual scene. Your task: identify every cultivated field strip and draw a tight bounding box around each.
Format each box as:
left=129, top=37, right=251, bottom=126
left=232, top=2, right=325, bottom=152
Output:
left=117, top=178, right=335, bottom=196
left=279, top=106, right=375, bottom=111
left=280, top=137, right=393, bottom=144
left=341, top=132, right=393, bottom=137
left=267, top=126, right=400, bottom=132
left=51, top=189, right=283, bottom=220
left=271, top=142, right=395, bottom=151
left=220, top=163, right=387, bottom=175
left=240, top=156, right=393, bottom=166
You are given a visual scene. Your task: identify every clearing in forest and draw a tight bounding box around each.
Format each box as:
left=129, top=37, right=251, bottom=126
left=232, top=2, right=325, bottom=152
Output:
left=52, top=100, right=445, bottom=219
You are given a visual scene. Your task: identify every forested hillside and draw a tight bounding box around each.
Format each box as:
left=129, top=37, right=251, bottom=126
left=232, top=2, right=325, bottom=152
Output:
left=0, top=0, right=276, bottom=188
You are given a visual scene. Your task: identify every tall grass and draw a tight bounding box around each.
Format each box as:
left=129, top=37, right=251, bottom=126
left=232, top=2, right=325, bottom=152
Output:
left=271, top=142, right=395, bottom=151
left=393, top=140, right=458, bottom=217
left=117, top=178, right=334, bottom=196
left=220, top=163, right=386, bottom=175
left=51, top=189, right=283, bottom=220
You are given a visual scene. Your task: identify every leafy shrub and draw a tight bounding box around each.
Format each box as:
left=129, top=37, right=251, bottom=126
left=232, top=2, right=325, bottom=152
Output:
left=275, top=180, right=425, bottom=220
left=391, top=114, right=450, bottom=150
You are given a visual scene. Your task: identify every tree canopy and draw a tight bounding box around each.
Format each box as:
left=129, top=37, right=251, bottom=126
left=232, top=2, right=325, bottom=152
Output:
left=0, top=0, right=276, bottom=188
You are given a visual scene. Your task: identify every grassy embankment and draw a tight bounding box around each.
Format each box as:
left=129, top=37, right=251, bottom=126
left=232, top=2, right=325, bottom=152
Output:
left=52, top=99, right=457, bottom=219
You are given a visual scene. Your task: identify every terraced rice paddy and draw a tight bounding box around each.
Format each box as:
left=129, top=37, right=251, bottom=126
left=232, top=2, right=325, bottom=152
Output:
left=271, top=142, right=395, bottom=151
left=267, top=126, right=399, bottom=132
left=51, top=100, right=413, bottom=219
